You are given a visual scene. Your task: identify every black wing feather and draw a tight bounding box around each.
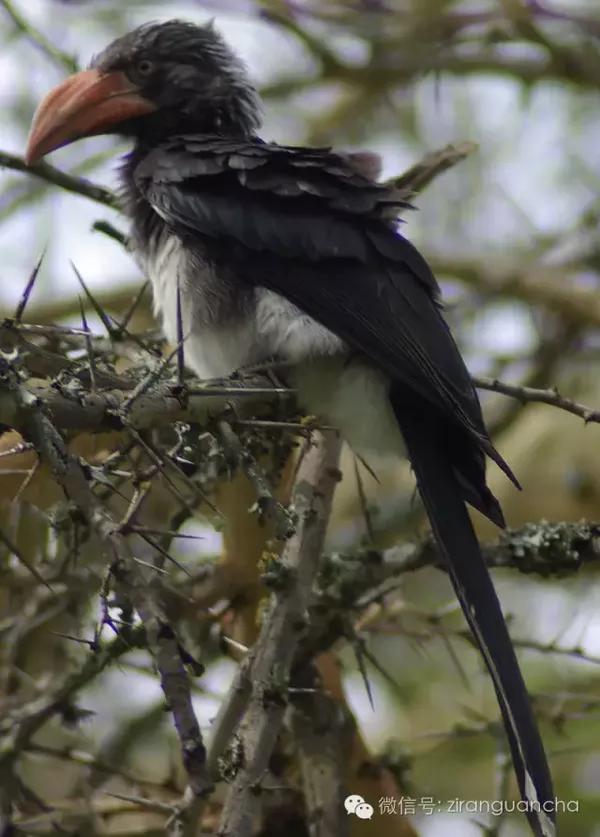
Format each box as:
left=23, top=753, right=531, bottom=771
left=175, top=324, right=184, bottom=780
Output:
left=396, top=402, right=554, bottom=837
left=134, top=136, right=554, bottom=836
left=145, top=168, right=513, bottom=484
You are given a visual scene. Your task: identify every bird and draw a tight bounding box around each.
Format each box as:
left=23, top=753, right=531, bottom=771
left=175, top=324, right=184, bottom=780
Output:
left=25, top=20, right=555, bottom=836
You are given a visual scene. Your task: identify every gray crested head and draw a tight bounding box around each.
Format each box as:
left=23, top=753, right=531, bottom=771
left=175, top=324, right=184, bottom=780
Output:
left=91, top=19, right=262, bottom=138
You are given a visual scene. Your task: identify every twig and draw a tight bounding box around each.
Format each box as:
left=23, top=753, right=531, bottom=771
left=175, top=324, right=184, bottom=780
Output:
left=474, top=375, right=600, bottom=424
left=176, top=277, right=185, bottom=386
left=102, top=790, right=178, bottom=815
left=485, top=323, right=576, bottom=438
left=0, top=0, right=78, bottom=72
left=0, top=441, right=33, bottom=459
left=70, top=261, right=115, bottom=336
left=13, top=251, right=45, bottom=323
left=0, top=624, right=145, bottom=777
left=79, top=298, right=96, bottom=393
left=0, top=527, right=52, bottom=592
left=389, top=142, right=478, bottom=197
left=0, top=151, right=117, bottom=208
left=117, top=281, right=149, bottom=335
left=91, top=219, right=128, bottom=247
left=130, top=527, right=204, bottom=541
left=136, top=531, right=191, bottom=577
left=353, top=456, right=375, bottom=543
left=25, top=743, right=162, bottom=788
left=118, top=482, right=152, bottom=532
left=260, top=9, right=343, bottom=73
left=298, top=519, right=600, bottom=671
left=12, top=457, right=40, bottom=504
left=0, top=367, right=295, bottom=437
left=120, top=344, right=184, bottom=413
left=217, top=419, right=296, bottom=540
left=233, top=418, right=332, bottom=433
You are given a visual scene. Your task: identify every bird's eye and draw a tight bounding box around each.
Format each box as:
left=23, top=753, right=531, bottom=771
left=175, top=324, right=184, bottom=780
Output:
left=136, top=59, right=154, bottom=76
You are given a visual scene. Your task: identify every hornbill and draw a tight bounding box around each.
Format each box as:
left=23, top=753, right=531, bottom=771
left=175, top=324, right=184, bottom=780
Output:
left=25, top=20, right=555, bottom=836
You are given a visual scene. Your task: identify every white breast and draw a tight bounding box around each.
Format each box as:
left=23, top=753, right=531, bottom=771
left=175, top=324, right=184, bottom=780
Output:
left=141, top=232, right=404, bottom=457
left=140, top=234, right=258, bottom=379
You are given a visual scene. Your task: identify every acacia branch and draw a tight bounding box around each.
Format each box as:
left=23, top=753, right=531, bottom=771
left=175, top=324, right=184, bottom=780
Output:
left=0, top=151, right=117, bottom=208
left=217, top=431, right=343, bottom=837
left=0, top=137, right=477, bottom=236
left=4, top=340, right=600, bottom=440
left=0, top=362, right=211, bottom=799
left=389, top=142, right=478, bottom=197
left=475, top=375, right=600, bottom=425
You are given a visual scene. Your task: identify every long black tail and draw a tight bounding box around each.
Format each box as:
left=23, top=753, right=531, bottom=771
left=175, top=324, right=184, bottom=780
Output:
left=397, top=411, right=555, bottom=837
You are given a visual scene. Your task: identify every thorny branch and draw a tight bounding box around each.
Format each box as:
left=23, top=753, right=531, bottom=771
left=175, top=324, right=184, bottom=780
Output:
left=11, top=307, right=594, bottom=832
left=0, top=141, right=472, bottom=218
left=3, top=316, right=600, bottom=439
left=1, top=304, right=597, bottom=829
left=0, top=361, right=212, bottom=807
left=0, top=151, right=117, bottom=209
left=475, top=375, right=600, bottom=425
left=217, top=431, right=342, bottom=837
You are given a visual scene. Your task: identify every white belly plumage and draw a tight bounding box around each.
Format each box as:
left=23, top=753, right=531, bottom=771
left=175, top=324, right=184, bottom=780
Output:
left=142, top=233, right=404, bottom=456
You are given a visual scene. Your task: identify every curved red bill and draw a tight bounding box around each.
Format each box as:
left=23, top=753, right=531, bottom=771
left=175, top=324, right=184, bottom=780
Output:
left=25, top=68, right=156, bottom=165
